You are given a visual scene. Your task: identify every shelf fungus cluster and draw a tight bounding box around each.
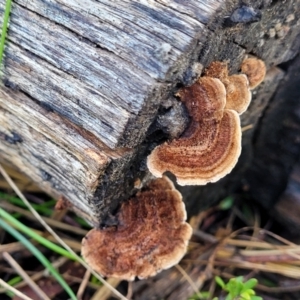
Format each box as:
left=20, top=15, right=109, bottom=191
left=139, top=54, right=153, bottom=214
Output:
left=147, top=58, right=266, bottom=185
left=81, top=57, right=265, bottom=280
left=82, top=177, right=192, bottom=281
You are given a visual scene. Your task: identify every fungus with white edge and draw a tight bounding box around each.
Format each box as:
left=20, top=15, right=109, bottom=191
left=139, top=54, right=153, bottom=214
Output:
left=204, top=61, right=252, bottom=115
left=147, top=76, right=242, bottom=186
left=81, top=176, right=192, bottom=281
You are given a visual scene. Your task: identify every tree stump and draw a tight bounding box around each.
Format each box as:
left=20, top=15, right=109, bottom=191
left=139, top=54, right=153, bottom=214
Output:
left=0, top=0, right=300, bottom=227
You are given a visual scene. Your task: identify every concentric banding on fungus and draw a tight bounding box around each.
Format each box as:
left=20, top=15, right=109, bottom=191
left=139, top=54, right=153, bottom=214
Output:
left=81, top=177, right=192, bottom=281
left=225, top=74, right=251, bottom=114
left=147, top=76, right=242, bottom=186
left=205, top=61, right=251, bottom=115
left=147, top=110, right=241, bottom=185
left=177, top=77, right=226, bottom=122
left=241, top=57, right=266, bottom=89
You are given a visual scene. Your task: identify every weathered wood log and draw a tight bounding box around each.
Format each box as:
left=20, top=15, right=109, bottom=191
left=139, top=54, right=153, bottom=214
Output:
left=0, top=0, right=300, bottom=228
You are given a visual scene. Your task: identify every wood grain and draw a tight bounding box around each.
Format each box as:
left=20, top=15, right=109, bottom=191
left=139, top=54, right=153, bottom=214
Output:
left=1, top=0, right=300, bottom=227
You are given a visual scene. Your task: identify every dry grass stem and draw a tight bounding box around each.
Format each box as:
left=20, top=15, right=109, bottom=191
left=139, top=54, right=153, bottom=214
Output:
left=240, top=248, right=300, bottom=258
left=0, top=201, right=88, bottom=236
left=30, top=229, right=82, bottom=252
left=0, top=257, right=68, bottom=294
left=0, top=266, right=34, bottom=276
left=77, top=270, right=91, bottom=300
left=258, top=229, right=296, bottom=246
left=3, top=251, right=51, bottom=300
left=225, top=239, right=293, bottom=249
left=126, top=281, right=133, bottom=300
left=91, top=278, right=122, bottom=300
left=0, top=164, right=128, bottom=300
left=0, top=241, right=25, bottom=253
left=175, top=264, right=201, bottom=297
left=0, top=278, right=32, bottom=300
left=241, top=124, right=254, bottom=132
left=213, top=260, right=300, bottom=279
left=256, top=283, right=300, bottom=293
left=0, top=164, right=40, bottom=193
left=193, top=229, right=218, bottom=243
left=63, top=274, right=100, bottom=289
left=207, top=277, right=216, bottom=300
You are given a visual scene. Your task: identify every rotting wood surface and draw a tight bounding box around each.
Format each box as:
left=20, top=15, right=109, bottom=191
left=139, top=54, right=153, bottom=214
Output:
left=0, top=0, right=300, bottom=226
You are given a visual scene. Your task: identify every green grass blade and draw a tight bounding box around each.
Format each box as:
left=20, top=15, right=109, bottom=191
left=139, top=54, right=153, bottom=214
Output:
left=0, top=218, right=77, bottom=300
left=0, top=0, right=12, bottom=65
left=7, top=276, right=22, bottom=286
left=0, top=207, right=77, bottom=260
left=5, top=276, right=22, bottom=298
left=0, top=192, right=53, bottom=215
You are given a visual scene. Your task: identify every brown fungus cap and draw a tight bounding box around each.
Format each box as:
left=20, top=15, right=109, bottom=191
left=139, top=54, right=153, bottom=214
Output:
left=205, top=61, right=251, bottom=115
left=81, top=177, right=192, bottom=281
left=147, top=77, right=242, bottom=186
left=225, top=74, right=251, bottom=114
left=241, top=57, right=266, bottom=89
left=177, top=76, right=226, bottom=122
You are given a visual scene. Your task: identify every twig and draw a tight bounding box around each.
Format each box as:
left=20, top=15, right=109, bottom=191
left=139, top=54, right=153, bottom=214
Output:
left=225, top=239, right=291, bottom=249
left=212, top=260, right=300, bottom=279
left=207, top=277, right=216, bottom=300
left=0, top=241, right=25, bottom=253
left=175, top=264, right=201, bottom=297
left=3, top=252, right=51, bottom=300
left=0, top=278, right=32, bottom=300
left=63, top=274, right=100, bottom=289
left=0, top=266, right=35, bottom=275
left=255, top=228, right=296, bottom=246
left=91, top=278, right=121, bottom=300
left=0, top=257, right=67, bottom=294
left=0, top=163, right=128, bottom=300
left=77, top=270, right=91, bottom=300
left=193, top=229, right=218, bottom=243
left=126, top=281, right=133, bottom=300
left=256, top=283, right=300, bottom=293
left=241, top=124, right=254, bottom=132
left=29, top=228, right=82, bottom=252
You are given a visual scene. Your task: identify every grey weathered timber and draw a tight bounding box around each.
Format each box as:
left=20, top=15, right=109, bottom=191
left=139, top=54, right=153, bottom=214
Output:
left=0, top=0, right=223, bottom=223
left=1, top=0, right=300, bottom=228
left=0, top=87, right=126, bottom=222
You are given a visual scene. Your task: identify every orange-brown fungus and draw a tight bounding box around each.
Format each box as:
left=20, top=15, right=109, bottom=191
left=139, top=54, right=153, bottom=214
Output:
left=204, top=61, right=228, bottom=81
left=241, top=57, right=266, bottom=89
left=81, top=177, right=192, bottom=281
left=147, top=77, right=241, bottom=186
left=225, top=74, right=251, bottom=114
left=205, top=61, right=251, bottom=114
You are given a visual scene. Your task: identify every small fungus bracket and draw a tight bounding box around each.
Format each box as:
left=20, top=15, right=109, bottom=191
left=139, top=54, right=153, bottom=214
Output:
left=241, top=57, right=267, bottom=89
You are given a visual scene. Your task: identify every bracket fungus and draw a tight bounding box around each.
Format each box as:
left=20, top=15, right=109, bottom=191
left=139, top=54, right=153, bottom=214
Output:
left=81, top=177, right=192, bottom=281
left=241, top=57, right=266, bottom=89
left=147, top=76, right=242, bottom=186
left=147, top=58, right=266, bottom=186
left=204, top=61, right=251, bottom=115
